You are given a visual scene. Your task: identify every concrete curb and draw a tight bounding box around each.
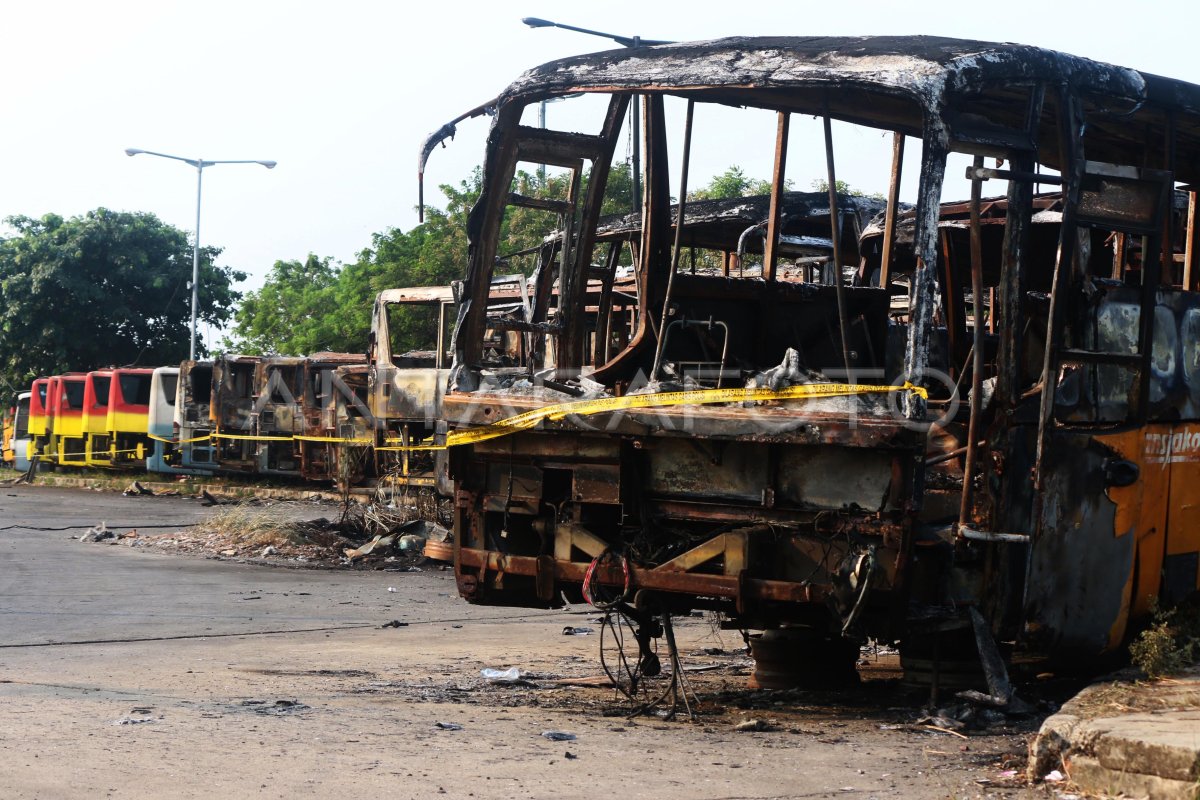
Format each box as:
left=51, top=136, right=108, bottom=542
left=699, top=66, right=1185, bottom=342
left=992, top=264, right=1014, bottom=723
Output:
left=1029, top=668, right=1200, bottom=799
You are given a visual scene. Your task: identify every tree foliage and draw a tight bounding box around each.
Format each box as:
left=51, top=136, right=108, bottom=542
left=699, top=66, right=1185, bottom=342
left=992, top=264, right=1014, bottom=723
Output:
left=225, top=170, right=479, bottom=356
left=226, top=162, right=634, bottom=357
left=227, top=254, right=340, bottom=355
left=689, top=165, right=775, bottom=200
left=810, top=178, right=885, bottom=200
left=0, top=208, right=244, bottom=393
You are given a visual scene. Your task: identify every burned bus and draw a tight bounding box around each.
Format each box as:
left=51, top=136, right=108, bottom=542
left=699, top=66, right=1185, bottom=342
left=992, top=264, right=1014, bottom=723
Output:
left=368, top=285, right=458, bottom=488
left=173, top=360, right=218, bottom=472
left=367, top=277, right=533, bottom=488
left=431, top=36, right=1200, bottom=684
left=289, top=352, right=371, bottom=484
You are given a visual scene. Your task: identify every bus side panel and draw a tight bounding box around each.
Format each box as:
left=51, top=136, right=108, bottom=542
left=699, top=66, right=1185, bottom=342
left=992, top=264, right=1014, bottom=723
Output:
left=1095, top=428, right=1172, bottom=646
left=1023, top=430, right=1139, bottom=659
left=1163, top=424, right=1200, bottom=604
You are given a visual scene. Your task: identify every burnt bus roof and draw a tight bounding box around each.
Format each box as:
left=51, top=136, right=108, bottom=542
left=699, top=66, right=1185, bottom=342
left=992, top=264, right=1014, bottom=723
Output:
left=493, top=36, right=1200, bottom=182
left=306, top=352, right=367, bottom=366
left=862, top=188, right=1192, bottom=252
left=510, top=36, right=1149, bottom=102
left=375, top=285, right=457, bottom=305
left=588, top=191, right=887, bottom=251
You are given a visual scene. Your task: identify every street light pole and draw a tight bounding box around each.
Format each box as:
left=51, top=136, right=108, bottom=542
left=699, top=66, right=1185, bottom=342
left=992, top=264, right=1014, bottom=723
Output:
left=522, top=17, right=672, bottom=215
left=536, top=95, right=571, bottom=185
left=125, top=148, right=276, bottom=361
left=538, top=100, right=547, bottom=184
left=193, top=161, right=203, bottom=363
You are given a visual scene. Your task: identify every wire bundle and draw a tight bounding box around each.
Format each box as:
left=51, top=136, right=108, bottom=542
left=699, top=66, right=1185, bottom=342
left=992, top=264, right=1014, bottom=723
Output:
left=581, top=549, right=630, bottom=609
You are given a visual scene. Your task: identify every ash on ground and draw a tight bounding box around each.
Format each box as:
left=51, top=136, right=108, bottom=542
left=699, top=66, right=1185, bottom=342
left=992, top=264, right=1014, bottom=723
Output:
left=84, top=491, right=451, bottom=570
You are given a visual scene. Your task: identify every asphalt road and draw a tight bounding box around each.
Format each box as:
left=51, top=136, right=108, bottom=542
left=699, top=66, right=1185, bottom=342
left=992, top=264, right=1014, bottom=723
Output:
left=0, top=485, right=551, bottom=646
left=0, top=485, right=1040, bottom=800
left=0, top=485, right=392, bottom=645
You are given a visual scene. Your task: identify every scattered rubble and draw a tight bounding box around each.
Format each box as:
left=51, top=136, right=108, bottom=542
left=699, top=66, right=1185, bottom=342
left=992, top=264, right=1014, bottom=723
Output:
left=734, top=718, right=774, bottom=732
left=561, top=627, right=594, bottom=636
left=79, top=523, right=114, bottom=543
left=78, top=495, right=453, bottom=570
left=345, top=534, right=395, bottom=561
left=240, top=699, right=310, bottom=715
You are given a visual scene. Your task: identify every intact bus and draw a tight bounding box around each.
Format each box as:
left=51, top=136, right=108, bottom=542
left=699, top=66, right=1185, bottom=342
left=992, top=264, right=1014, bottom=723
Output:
left=46, top=374, right=87, bottom=467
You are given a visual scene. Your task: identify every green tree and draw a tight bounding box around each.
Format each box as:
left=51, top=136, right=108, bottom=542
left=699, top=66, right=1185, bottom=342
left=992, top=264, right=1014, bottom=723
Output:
left=688, top=165, right=795, bottom=201
left=226, top=175, right=478, bottom=356
left=225, top=161, right=635, bottom=357
left=226, top=254, right=340, bottom=355
left=810, top=178, right=885, bottom=201
left=0, top=208, right=243, bottom=392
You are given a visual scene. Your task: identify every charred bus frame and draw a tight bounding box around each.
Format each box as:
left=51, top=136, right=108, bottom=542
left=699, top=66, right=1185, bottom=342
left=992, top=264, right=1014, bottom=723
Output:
left=433, top=36, right=1200, bottom=679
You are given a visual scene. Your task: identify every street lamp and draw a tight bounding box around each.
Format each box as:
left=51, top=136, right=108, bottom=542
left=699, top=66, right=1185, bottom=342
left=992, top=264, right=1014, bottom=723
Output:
left=522, top=17, right=672, bottom=213
left=124, top=148, right=276, bottom=361
left=520, top=17, right=671, bottom=47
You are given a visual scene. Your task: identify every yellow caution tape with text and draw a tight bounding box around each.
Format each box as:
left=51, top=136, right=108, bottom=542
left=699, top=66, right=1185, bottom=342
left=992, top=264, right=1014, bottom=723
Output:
left=293, top=435, right=374, bottom=445
left=74, top=382, right=923, bottom=457
left=211, top=433, right=295, bottom=442
left=377, top=381, right=926, bottom=452
left=147, top=433, right=213, bottom=444
left=105, top=446, right=146, bottom=457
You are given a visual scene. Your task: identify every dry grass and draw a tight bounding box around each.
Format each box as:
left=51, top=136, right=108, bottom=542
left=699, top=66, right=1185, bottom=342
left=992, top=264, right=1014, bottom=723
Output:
left=1130, top=599, right=1200, bottom=680
left=194, top=504, right=307, bottom=549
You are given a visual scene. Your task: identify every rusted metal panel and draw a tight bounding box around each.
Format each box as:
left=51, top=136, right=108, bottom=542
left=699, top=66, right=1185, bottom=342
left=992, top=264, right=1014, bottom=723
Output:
left=570, top=463, right=621, bottom=505
left=879, top=133, right=906, bottom=289
left=211, top=355, right=263, bottom=474
left=777, top=447, right=894, bottom=511
left=252, top=356, right=321, bottom=477
left=647, top=438, right=767, bottom=503
left=297, top=357, right=370, bottom=483
left=456, top=545, right=826, bottom=605
left=472, top=432, right=620, bottom=460
left=1023, top=430, right=1137, bottom=657
left=762, top=112, right=790, bottom=283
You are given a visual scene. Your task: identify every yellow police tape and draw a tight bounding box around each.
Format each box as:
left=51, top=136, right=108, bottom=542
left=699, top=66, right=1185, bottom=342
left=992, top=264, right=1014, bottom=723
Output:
left=147, top=433, right=213, bottom=444
left=104, top=446, right=146, bottom=457
left=293, top=434, right=374, bottom=445
left=378, top=380, right=926, bottom=452
left=115, top=382, right=925, bottom=454
left=211, top=433, right=294, bottom=442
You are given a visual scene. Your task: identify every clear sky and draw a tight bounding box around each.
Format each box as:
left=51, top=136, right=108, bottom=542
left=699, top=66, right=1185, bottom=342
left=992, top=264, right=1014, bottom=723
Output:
left=2, top=0, right=1195, bottom=313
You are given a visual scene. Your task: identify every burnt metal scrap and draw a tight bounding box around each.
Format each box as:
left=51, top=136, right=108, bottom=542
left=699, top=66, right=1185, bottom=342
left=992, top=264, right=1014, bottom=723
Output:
left=418, top=98, right=498, bottom=222
left=435, top=34, right=1200, bottom=688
